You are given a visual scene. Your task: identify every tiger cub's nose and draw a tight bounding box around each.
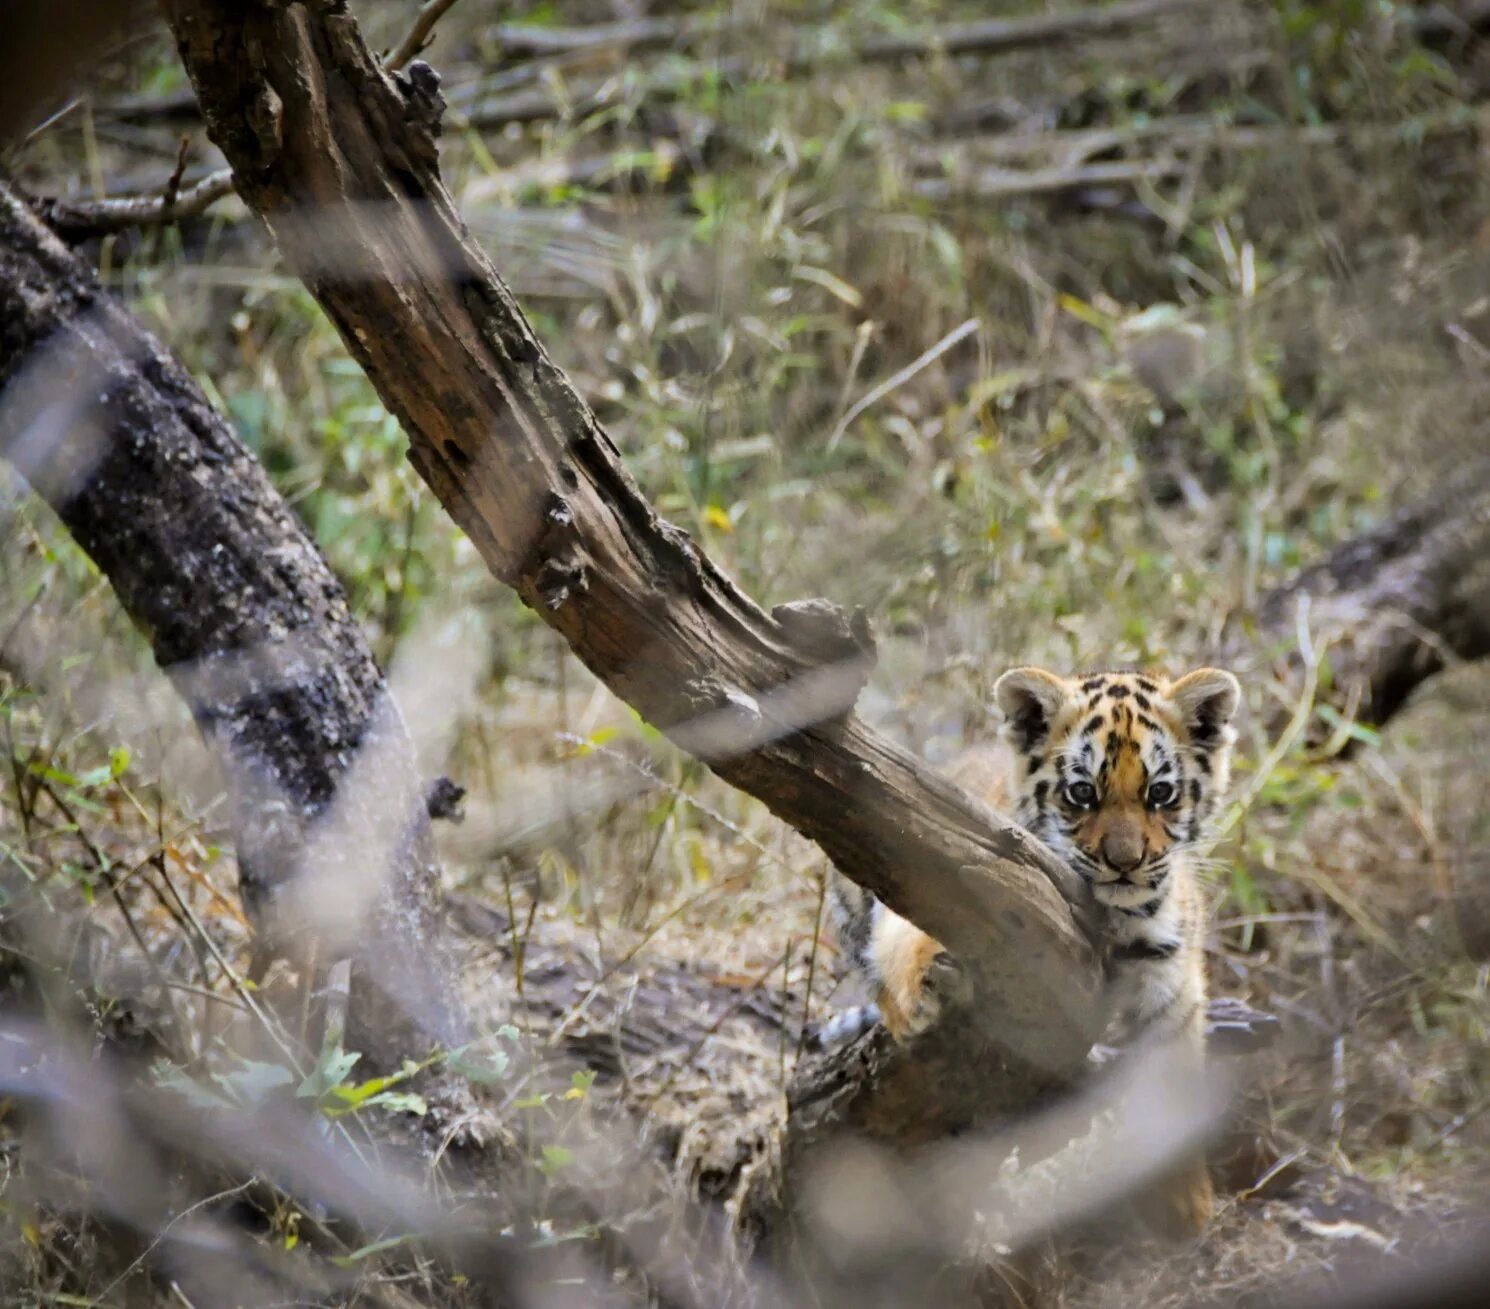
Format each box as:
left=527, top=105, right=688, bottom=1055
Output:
left=1101, top=830, right=1145, bottom=872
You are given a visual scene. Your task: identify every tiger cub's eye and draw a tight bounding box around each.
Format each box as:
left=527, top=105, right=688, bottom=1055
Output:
left=1147, top=781, right=1177, bottom=808
left=1066, top=780, right=1098, bottom=807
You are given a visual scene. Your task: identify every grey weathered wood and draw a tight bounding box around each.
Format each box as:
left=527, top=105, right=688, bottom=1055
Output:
left=1251, top=462, right=1490, bottom=728
left=25, top=169, right=237, bottom=240
left=159, top=0, right=1108, bottom=1140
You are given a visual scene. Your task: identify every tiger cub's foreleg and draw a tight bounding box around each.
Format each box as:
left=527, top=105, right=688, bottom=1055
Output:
left=1114, top=934, right=1214, bottom=1237
left=829, top=872, right=964, bottom=1041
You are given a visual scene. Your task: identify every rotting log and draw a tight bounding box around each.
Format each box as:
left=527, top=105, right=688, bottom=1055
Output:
left=0, top=181, right=468, bottom=1078
left=1249, top=461, right=1490, bottom=729
left=158, top=0, right=1107, bottom=1137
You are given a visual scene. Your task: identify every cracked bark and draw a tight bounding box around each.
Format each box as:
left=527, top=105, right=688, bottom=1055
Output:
left=158, top=0, right=1107, bottom=1140
left=0, top=181, right=468, bottom=1074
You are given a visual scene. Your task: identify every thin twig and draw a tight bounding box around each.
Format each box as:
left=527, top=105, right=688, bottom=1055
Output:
left=30, top=167, right=236, bottom=241
left=827, top=317, right=980, bottom=450
left=35, top=777, right=181, bottom=1001
left=116, top=780, right=245, bottom=927
left=161, top=134, right=191, bottom=224
left=793, top=869, right=830, bottom=1065
left=94, top=1181, right=255, bottom=1304
left=387, top=0, right=466, bottom=71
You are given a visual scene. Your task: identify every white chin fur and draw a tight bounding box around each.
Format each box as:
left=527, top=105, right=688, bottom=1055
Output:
left=1093, top=877, right=1164, bottom=909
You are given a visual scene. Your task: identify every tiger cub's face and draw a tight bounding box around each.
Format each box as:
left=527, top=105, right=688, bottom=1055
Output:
left=993, top=667, right=1240, bottom=910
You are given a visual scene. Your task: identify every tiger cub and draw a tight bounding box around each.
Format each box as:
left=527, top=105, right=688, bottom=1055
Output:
left=830, top=666, right=1240, bottom=1233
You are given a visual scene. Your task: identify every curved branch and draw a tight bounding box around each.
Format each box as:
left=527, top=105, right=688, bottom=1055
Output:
left=158, top=0, right=1105, bottom=1113
left=386, top=0, right=466, bottom=72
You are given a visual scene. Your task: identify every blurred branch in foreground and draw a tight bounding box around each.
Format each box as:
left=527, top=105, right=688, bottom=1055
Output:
left=0, top=0, right=152, bottom=144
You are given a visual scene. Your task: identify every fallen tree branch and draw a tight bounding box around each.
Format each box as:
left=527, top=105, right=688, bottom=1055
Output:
left=455, top=3, right=1207, bottom=132
left=61, top=101, right=1285, bottom=240
left=159, top=0, right=1104, bottom=1141
left=856, top=0, right=1192, bottom=62
left=0, top=181, right=468, bottom=1076
left=107, top=0, right=1211, bottom=131
left=101, top=0, right=1486, bottom=138
left=23, top=167, right=236, bottom=241
left=88, top=87, right=201, bottom=124
left=484, top=14, right=716, bottom=59
left=482, top=0, right=1189, bottom=63
left=1250, top=461, right=1490, bottom=728
left=914, top=155, right=1188, bottom=202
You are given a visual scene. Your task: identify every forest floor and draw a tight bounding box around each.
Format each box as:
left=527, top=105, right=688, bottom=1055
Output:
left=6, top=1, right=1490, bottom=1305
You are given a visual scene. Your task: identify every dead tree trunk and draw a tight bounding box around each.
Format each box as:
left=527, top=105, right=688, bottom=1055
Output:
left=0, top=181, right=468, bottom=1074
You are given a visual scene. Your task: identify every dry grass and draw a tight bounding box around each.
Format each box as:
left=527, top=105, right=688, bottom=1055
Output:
left=6, top=0, right=1490, bottom=1304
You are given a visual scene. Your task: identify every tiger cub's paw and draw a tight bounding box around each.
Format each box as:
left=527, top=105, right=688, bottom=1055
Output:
left=895, top=952, right=972, bottom=1039
left=812, top=1003, right=883, bottom=1049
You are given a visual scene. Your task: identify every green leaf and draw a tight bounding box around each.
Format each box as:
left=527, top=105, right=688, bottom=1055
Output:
left=297, top=1045, right=360, bottom=1100
left=330, top=1233, right=419, bottom=1267
left=448, top=1045, right=511, bottom=1085
left=319, top=1063, right=428, bottom=1118
left=363, top=1091, right=427, bottom=1117
left=325, top=1072, right=398, bottom=1108
left=538, top=1144, right=574, bottom=1175
left=222, top=1059, right=296, bottom=1105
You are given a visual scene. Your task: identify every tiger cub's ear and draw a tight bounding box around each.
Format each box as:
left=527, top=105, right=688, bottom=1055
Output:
left=1168, top=668, right=1241, bottom=746
left=994, top=667, right=1068, bottom=751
